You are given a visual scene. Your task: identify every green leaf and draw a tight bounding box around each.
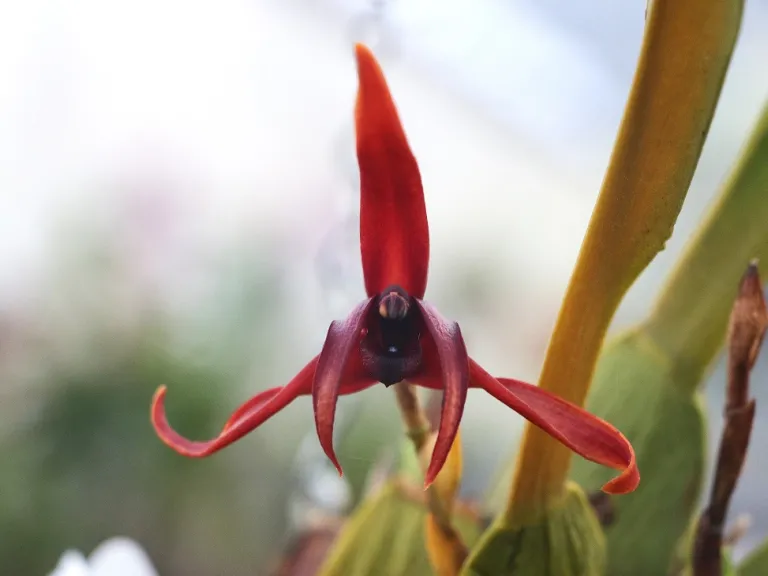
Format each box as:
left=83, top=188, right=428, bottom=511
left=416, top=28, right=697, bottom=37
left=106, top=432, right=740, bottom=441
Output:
left=318, top=481, right=481, bottom=576
left=570, top=331, right=706, bottom=576
left=462, top=482, right=604, bottom=576
left=645, top=99, right=768, bottom=385
left=738, top=540, right=768, bottom=576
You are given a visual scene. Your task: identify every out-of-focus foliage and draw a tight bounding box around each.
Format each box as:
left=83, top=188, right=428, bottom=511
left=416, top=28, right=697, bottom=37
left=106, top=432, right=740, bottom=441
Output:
left=0, top=224, right=303, bottom=575
left=318, top=438, right=482, bottom=576
left=333, top=393, right=403, bottom=505
left=317, top=481, right=480, bottom=576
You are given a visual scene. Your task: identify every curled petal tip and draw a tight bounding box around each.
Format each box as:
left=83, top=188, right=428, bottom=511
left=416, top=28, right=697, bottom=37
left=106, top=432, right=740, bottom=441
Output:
left=317, top=426, right=343, bottom=478
left=150, top=386, right=168, bottom=431
left=601, top=451, right=640, bottom=495
left=317, top=421, right=343, bottom=476
left=315, top=413, right=344, bottom=478
left=151, top=385, right=167, bottom=406
left=321, top=438, right=343, bottom=477
left=150, top=384, right=201, bottom=456
left=314, top=397, right=342, bottom=479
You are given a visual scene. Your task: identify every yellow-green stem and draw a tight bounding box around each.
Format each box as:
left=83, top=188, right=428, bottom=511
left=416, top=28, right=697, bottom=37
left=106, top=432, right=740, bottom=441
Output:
left=506, top=0, right=743, bottom=522
left=394, top=381, right=431, bottom=450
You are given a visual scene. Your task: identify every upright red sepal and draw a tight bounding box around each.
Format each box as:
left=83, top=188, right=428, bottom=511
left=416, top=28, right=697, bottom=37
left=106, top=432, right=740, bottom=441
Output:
left=355, top=44, right=430, bottom=299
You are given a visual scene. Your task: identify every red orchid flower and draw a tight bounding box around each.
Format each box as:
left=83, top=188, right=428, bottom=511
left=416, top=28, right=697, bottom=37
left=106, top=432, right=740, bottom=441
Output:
left=151, top=44, right=638, bottom=493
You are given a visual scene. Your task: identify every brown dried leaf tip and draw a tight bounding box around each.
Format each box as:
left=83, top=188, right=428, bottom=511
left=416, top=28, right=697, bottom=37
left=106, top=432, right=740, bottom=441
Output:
left=727, top=261, right=768, bottom=409
left=693, top=261, right=768, bottom=576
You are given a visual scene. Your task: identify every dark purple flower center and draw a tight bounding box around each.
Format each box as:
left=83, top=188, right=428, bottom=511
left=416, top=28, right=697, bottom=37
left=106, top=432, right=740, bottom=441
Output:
left=360, top=285, right=423, bottom=386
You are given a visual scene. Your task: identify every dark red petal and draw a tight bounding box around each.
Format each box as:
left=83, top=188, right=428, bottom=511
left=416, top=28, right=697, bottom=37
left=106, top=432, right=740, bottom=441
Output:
left=355, top=43, right=429, bottom=299
left=413, top=300, right=469, bottom=488
left=469, top=359, right=639, bottom=494
left=151, top=356, right=318, bottom=457
left=313, top=297, right=377, bottom=476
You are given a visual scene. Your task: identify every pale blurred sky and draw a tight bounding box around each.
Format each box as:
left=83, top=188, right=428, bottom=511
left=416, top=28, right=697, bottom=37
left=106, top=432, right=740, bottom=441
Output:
left=1, top=0, right=766, bottom=311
